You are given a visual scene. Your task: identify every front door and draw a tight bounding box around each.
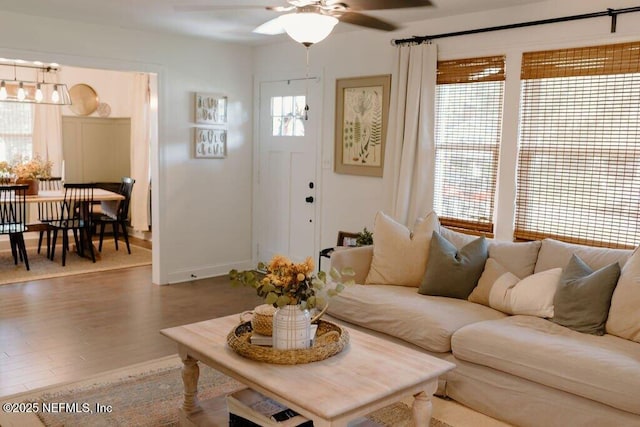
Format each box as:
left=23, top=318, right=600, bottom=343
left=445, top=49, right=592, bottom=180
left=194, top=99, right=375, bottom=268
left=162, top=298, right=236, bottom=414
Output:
left=256, top=78, right=320, bottom=264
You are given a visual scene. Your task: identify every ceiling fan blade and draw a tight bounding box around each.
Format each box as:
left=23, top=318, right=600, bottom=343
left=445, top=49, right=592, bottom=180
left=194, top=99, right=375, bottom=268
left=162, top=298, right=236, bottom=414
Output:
left=337, top=11, right=398, bottom=31
left=173, top=5, right=267, bottom=12
left=253, top=17, right=286, bottom=35
left=266, top=5, right=295, bottom=12
left=328, top=0, right=432, bottom=11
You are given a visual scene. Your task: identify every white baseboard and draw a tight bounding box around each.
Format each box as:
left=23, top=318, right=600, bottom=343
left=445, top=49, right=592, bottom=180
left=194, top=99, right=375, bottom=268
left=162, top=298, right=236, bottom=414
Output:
left=166, top=259, right=254, bottom=284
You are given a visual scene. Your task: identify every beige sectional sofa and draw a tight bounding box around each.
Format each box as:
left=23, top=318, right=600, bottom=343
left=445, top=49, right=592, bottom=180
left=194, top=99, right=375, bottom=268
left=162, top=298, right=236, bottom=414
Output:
left=327, top=214, right=640, bottom=427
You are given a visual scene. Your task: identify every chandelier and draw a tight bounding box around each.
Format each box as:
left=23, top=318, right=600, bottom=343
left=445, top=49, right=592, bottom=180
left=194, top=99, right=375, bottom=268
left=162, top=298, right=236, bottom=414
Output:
left=0, top=60, right=71, bottom=106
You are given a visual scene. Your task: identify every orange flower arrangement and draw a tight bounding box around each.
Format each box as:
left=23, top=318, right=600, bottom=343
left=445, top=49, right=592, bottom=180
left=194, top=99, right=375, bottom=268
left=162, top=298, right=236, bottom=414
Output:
left=230, top=255, right=354, bottom=309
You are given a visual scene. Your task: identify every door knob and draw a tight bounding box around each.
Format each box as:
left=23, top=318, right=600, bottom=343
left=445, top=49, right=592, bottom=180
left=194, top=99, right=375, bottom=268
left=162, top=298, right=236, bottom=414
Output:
left=305, top=196, right=314, bottom=203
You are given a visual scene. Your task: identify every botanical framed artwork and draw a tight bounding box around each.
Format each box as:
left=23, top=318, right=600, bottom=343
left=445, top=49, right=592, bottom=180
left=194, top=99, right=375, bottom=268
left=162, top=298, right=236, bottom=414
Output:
left=194, top=127, right=227, bottom=158
left=195, top=92, right=227, bottom=125
left=334, top=75, right=391, bottom=177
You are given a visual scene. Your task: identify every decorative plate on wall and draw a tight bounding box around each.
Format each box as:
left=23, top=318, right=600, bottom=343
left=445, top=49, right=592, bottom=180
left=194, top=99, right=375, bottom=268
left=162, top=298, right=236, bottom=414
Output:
left=69, top=84, right=99, bottom=116
left=97, top=102, right=112, bottom=118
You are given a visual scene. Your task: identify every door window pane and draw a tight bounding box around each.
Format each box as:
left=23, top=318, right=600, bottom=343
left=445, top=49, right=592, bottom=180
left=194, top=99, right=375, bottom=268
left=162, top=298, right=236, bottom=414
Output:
left=271, top=95, right=305, bottom=136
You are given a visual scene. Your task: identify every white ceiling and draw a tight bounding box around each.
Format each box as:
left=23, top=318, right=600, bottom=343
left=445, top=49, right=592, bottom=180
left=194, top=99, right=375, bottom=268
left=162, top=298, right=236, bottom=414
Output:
left=0, top=0, right=546, bottom=45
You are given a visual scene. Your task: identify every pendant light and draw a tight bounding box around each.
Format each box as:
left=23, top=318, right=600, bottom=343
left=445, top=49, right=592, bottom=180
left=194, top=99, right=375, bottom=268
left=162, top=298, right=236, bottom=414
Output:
left=0, top=60, right=71, bottom=105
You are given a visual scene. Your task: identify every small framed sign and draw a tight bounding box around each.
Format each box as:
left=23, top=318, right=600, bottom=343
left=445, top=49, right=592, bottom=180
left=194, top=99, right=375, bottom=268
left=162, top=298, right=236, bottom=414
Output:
left=195, top=92, right=227, bottom=125
left=195, top=127, right=227, bottom=159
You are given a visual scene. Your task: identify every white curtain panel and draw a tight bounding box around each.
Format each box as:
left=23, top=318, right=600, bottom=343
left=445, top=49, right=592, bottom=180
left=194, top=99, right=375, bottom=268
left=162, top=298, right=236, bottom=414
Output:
left=383, top=43, right=437, bottom=226
left=130, top=73, right=151, bottom=232
left=32, top=73, right=63, bottom=176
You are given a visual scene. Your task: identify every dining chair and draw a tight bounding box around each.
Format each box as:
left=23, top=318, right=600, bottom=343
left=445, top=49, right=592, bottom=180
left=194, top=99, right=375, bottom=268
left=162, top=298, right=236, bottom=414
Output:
left=49, top=183, right=96, bottom=266
left=0, top=184, right=30, bottom=270
left=27, top=177, right=63, bottom=257
left=94, top=177, right=135, bottom=254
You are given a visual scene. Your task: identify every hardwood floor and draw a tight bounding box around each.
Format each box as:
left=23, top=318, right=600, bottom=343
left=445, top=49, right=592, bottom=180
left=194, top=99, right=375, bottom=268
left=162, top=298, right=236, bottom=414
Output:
left=0, top=254, right=263, bottom=397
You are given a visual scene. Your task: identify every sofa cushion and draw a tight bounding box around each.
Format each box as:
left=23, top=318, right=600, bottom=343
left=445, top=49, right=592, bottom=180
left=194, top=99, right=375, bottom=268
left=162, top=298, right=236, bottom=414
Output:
left=365, top=211, right=439, bottom=287
left=470, top=258, right=561, bottom=318
left=419, top=232, right=488, bottom=299
left=451, top=315, right=640, bottom=415
left=327, top=284, right=506, bottom=352
left=534, top=238, right=631, bottom=273
left=607, top=247, right=640, bottom=342
left=440, top=228, right=541, bottom=278
left=552, top=254, right=620, bottom=335
left=488, top=240, right=541, bottom=279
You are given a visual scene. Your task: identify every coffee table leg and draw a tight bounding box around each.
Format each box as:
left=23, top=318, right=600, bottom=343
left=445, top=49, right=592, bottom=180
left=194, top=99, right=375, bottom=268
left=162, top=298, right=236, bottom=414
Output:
left=412, top=391, right=432, bottom=427
left=181, top=354, right=201, bottom=414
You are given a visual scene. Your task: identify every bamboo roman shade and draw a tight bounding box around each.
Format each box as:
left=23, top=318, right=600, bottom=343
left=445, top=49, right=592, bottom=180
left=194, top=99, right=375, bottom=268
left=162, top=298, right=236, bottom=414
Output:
left=434, top=56, right=505, bottom=234
left=515, top=42, right=640, bottom=248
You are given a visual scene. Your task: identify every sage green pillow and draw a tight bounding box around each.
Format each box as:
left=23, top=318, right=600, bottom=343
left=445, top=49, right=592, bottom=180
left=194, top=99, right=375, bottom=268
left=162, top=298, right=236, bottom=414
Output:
left=552, top=254, right=621, bottom=336
left=418, top=231, right=488, bottom=299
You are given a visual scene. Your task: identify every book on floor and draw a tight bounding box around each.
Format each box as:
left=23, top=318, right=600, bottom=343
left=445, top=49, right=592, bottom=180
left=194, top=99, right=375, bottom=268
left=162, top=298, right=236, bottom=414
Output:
left=226, top=388, right=313, bottom=427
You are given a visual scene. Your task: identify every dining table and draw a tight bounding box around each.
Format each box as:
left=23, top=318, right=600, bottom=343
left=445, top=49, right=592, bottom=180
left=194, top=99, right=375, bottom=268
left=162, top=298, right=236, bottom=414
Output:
left=24, top=188, right=125, bottom=261
left=26, top=188, right=124, bottom=203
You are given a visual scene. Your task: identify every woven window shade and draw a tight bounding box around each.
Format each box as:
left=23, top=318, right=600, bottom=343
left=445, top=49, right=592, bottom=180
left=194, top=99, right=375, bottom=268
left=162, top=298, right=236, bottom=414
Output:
left=515, top=42, right=640, bottom=249
left=434, top=56, right=505, bottom=234
left=438, top=56, right=506, bottom=84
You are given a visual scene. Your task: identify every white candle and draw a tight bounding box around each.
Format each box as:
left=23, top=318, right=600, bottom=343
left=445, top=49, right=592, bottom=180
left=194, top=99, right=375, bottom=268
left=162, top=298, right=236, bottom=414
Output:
left=61, top=160, right=65, bottom=183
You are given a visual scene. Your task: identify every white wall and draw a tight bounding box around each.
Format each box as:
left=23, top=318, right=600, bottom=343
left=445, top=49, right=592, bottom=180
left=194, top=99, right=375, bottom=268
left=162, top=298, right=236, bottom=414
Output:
left=0, top=10, right=255, bottom=284
left=253, top=0, right=640, bottom=252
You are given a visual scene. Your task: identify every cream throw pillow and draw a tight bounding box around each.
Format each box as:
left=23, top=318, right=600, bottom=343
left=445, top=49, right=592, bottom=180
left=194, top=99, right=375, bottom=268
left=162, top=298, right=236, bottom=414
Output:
left=365, top=211, right=440, bottom=287
left=606, top=246, right=640, bottom=342
left=471, top=258, right=562, bottom=318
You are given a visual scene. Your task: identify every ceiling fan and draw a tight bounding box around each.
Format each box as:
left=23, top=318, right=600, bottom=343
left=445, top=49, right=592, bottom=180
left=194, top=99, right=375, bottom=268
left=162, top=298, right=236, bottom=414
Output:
left=175, top=0, right=433, bottom=45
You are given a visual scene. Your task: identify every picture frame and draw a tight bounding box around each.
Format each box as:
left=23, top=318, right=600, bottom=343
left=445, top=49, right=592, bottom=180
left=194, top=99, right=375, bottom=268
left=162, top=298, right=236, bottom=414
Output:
left=337, top=231, right=359, bottom=247
left=334, top=75, right=391, bottom=177
left=195, top=92, right=227, bottom=125
left=194, top=127, right=227, bottom=159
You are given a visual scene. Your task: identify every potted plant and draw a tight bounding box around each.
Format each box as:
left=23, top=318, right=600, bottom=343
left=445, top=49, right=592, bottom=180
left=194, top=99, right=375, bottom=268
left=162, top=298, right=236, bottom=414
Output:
left=356, top=227, right=374, bottom=246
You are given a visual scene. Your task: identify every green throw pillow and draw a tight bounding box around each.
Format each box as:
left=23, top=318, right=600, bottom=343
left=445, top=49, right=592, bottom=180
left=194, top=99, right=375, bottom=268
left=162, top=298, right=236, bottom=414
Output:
left=418, top=231, right=488, bottom=299
left=552, top=254, right=621, bottom=336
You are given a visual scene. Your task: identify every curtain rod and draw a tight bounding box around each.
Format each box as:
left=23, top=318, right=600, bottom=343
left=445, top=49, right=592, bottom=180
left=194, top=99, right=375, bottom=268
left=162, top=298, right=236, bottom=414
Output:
left=391, top=6, right=640, bottom=46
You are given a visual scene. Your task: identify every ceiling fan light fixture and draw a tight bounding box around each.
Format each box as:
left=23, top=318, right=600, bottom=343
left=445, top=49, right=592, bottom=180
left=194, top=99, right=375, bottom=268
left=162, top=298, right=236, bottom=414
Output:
left=279, top=12, right=338, bottom=46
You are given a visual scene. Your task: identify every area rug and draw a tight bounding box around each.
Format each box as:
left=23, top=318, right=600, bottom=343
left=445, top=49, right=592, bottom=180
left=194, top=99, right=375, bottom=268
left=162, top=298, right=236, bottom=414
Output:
left=26, top=357, right=452, bottom=427
left=0, top=240, right=151, bottom=286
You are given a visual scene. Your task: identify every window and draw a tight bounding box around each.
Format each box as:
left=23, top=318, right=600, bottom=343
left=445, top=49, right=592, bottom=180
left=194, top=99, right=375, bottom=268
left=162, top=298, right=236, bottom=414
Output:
left=0, top=103, right=33, bottom=163
left=270, top=95, right=306, bottom=136
left=434, top=56, right=505, bottom=234
left=515, top=42, right=640, bottom=248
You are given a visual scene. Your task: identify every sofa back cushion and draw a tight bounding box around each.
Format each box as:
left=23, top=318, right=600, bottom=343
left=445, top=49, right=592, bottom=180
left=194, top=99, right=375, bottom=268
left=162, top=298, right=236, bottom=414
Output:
left=419, top=231, right=488, bottom=299
left=606, top=246, right=640, bottom=342
left=534, top=238, right=631, bottom=273
left=440, top=227, right=541, bottom=278
left=365, top=211, right=440, bottom=287
left=329, top=245, right=373, bottom=286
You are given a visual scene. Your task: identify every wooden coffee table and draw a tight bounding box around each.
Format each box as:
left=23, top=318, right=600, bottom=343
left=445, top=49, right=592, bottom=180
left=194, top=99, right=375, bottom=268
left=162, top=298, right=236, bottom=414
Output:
left=161, top=314, right=455, bottom=427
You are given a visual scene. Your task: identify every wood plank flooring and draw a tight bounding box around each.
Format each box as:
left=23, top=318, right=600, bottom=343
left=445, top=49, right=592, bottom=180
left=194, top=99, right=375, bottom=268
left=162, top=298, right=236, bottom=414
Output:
left=0, top=248, right=263, bottom=397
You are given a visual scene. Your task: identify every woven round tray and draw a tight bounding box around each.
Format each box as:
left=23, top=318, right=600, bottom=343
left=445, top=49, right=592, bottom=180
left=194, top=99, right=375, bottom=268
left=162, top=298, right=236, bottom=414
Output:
left=227, top=320, right=349, bottom=365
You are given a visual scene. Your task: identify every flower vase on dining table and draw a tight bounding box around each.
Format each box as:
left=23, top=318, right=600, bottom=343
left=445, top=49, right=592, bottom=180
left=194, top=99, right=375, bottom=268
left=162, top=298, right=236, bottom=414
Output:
left=272, top=304, right=311, bottom=350
left=16, top=178, right=38, bottom=196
